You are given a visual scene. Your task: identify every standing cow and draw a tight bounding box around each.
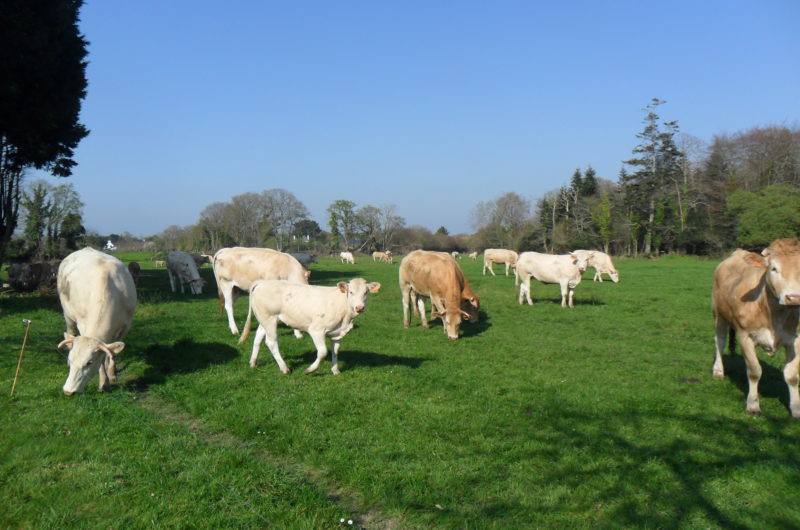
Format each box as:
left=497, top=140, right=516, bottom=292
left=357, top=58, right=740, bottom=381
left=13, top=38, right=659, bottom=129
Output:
left=515, top=251, right=591, bottom=308
left=166, top=251, right=204, bottom=294
left=712, top=239, right=800, bottom=417
left=482, top=249, right=519, bottom=276
left=572, top=249, right=619, bottom=283
left=239, top=278, right=380, bottom=375
left=57, top=248, right=136, bottom=395
left=212, top=247, right=309, bottom=335
left=399, top=250, right=480, bottom=340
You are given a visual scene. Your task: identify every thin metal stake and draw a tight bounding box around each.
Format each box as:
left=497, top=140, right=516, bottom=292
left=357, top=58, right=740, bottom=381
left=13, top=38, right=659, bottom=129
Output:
left=10, top=319, right=32, bottom=397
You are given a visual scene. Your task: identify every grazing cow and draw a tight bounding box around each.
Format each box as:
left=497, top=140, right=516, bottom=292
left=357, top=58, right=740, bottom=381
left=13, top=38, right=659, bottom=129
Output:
left=127, top=261, right=141, bottom=285
left=57, top=248, right=136, bottom=395
left=399, top=250, right=480, bottom=340
left=166, top=251, right=204, bottom=295
left=468, top=251, right=478, bottom=260
left=291, top=252, right=317, bottom=268
left=372, top=251, right=393, bottom=263
left=340, top=251, right=355, bottom=264
left=515, top=251, right=591, bottom=308
left=191, top=253, right=213, bottom=268
left=712, top=239, right=800, bottom=417
left=483, top=249, right=519, bottom=276
left=154, top=260, right=166, bottom=268
left=451, top=251, right=460, bottom=259
left=572, top=249, right=619, bottom=283
left=239, top=278, right=380, bottom=375
left=212, top=247, right=309, bottom=335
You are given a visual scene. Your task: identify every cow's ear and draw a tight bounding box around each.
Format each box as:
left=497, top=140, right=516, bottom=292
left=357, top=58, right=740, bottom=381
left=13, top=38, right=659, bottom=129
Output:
left=103, top=342, right=126, bottom=356
left=368, top=282, right=381, bottom=293
left=743, top=252, right=767, bottom=268
left=569, top=253, right=578, bottom=263
left=337, top=281, right=348, bottom=293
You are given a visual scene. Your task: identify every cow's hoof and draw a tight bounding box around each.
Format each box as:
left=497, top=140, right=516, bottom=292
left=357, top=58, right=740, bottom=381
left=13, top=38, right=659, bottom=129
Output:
left=713, top=371, right=724, bottom=380
left=332, top=368, right=341, bottom=376
left=249, top=362, right=257, bottom=369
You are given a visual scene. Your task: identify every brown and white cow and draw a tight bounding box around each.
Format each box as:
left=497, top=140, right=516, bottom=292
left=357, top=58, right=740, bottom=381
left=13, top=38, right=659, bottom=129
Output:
left=238, top=278, right=380, bottom=375
left=212, top=247, right=309, bottom=335
left=515, top=251, right=591, bottom=308
left=57, top=248, right=136, bottom=395
left=572, top=249, right=619, bottom=283
left=340, top=251, right=355, bottom=264
left=372, top=250, right=393, bottom=263
left=167, top=251, right=204, bottom=295
left=399, top=250, right=480, bottom=340
left=712, top=239, right=800, bottom=417
left=482, top=249, right=519, bottom=276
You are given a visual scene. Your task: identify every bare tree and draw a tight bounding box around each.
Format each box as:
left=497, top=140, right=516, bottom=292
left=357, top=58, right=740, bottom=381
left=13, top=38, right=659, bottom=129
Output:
left=261, top=188, right=308, bottom=251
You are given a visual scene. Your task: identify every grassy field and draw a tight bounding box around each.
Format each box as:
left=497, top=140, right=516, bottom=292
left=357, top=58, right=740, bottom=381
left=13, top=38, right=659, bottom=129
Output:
left=2, top=252, right=800, bottom=528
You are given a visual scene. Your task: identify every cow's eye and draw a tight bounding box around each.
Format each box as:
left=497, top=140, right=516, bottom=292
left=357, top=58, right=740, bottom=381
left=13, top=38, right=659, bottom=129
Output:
left=771, top=266, right=779, bottom=273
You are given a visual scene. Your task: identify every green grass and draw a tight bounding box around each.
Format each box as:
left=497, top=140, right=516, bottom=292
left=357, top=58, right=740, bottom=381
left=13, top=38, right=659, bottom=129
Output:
left=3, top=252, right=800, bottom=528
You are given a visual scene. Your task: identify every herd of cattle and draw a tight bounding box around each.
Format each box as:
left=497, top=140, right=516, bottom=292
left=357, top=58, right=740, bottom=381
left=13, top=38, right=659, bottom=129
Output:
left=36, top=237, right=800, bottom=417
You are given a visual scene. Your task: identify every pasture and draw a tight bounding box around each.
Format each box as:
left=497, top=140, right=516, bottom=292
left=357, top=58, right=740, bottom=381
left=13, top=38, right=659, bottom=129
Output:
left=2, top=254, right=800, bottom=528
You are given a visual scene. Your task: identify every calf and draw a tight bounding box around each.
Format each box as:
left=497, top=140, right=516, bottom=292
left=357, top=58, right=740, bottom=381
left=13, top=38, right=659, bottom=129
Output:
left=515, top=251, right=591, bottom=308
left=239, top=278, right=380, bottom=375
left=712, top=239, right=800, bottom=416
left=167, top=251, right=204, bottom=294
left=340, top=251, right=355, bottom=264
left=57, top=248, right=136, bottom=395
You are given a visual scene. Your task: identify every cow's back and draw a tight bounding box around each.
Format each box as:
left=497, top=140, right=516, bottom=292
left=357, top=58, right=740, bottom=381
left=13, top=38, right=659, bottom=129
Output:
left=518, top=252, right=578, bottom=284
left=58, top=248, right=136, bottom=339
left=214, top=247, right=307, bottom=289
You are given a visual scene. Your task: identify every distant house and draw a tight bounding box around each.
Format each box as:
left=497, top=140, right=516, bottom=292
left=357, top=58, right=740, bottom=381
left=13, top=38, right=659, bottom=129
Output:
left=103, top=240, right=117, bottom=252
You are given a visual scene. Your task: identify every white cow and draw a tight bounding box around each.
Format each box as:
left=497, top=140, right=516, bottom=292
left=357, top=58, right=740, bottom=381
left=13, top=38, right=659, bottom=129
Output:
left=57, top=248, right=136, bottom=395
left=572, top=249, right=619, bottom=283
left=340, top=251, right=355, bottom=264
left=515, top=251, right=591, bottom=308
left=239, top=278, right=381, bottom=375
left=468, top=251, right=478, bottom=260
left=483, top=249, right=519, bottom=276
left=212, top=247, right=308, bottom=335
left=167, top=251, right=204, bottom=294
left=451, top=251, right=460, bottom=259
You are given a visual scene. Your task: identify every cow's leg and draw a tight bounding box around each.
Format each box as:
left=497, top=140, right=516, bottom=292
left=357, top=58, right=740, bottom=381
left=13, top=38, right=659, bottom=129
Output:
left=568, top=287, right=575, bottom=308
left=559, top=281, right=569, bottom=308
left=520, top=276, right=533, bottom=305
left=105, top=353, right=117, bottom=384
left=738, top=332, right=762, bottom=414
left=783, top=342, right=800, bottom=418
left=504, top=262, right=510, bottom=276
left=167, top=270, right=177, bottom=293
left=293, top=329, right=303, bottom=339
left=488, top=261, right=495, bottom=276
left=304, top=329, right=328, bottom=374
left=712, top=316, right=729, bottom=379
left=330, top=340, right=341, bottom=375
left=248, top=324, right=265, bottom=368
left=222, top=285, right=239, bottom=335
left=401, top=284, right=413, bottom=328
left=411, top=290, right=419, bottom=317
left=417, top=295, right=429, bottom=329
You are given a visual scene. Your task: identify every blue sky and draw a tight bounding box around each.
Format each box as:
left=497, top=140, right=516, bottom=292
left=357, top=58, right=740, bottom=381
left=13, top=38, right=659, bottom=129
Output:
left=39, top=0, right=800, bottom=236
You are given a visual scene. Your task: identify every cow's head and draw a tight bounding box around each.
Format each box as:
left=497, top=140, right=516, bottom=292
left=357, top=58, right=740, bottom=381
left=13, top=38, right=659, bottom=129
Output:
left=757, top=238, right=800, bottom=306
left=460, top=294, right=480, bottom=324
left=569, top=252, right=592, bottom=274
left=609, top=269, right=620, bottom=283
left=59, top=333, right=125, bottom=395
left=338, top=278, right=381, bottom=314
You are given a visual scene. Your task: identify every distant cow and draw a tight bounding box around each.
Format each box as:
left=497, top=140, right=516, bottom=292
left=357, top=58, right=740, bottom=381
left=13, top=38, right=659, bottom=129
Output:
left=212, top=247, right=308, bottom=335
left=191, top=253, right=213, bottom=268
left=572, top=249, right=619, bottom=283
left=372, top=250, right=393, bottom=263
left=515, top=251, right=591, bottom=308
left=154, top=260, right=166, bottom=268
left=468, top=251, right=478, bottom=260
left=399, top=250, right=480, bottom=340
left=340, top=251, right=355, bottom=264
left=712, top=239, right=800, bottom=417
left=451, top=251, right=460, bottom=259
left=167, top=251, right=204, bottom=295
left=127, top=261, right=141, bottom=285
left=291, top=252, right=318, bottom=268
left=239, top=278, right=380, bottom=375
left=482, top=249, right=519, bottom=276
left=57, top=248, right=136, bottom=395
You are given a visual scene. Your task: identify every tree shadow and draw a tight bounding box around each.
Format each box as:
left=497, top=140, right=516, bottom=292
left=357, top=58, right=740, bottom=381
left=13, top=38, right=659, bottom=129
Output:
left=122, top=337, right=239, bottom=391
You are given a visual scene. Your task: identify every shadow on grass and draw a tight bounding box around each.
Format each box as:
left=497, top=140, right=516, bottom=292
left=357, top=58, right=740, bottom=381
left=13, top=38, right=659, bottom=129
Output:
left=0, top=290, right=61, bottom=316
left=285, top=349, right=426, bottom=373
left=521, top=296, right=606, bottom=307
left=719, top=352, right=790, bottom=412
left=307, top=268, right=365, bottom=285
left=123, top=338, right=239, bottom=391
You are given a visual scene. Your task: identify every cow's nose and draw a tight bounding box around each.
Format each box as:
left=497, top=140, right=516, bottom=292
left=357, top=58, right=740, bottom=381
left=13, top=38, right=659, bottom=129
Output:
left=355, top=304, right=365, bottom=313
left=785, top=294, right=800, bottom=305
left=63, top=390, right=74, bottom=396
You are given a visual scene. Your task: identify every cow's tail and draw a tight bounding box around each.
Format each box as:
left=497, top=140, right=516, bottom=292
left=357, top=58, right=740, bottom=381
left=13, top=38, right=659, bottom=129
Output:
left=237, top=286, right=255, bottom=345
left=728, top=326, right=736, bottom=355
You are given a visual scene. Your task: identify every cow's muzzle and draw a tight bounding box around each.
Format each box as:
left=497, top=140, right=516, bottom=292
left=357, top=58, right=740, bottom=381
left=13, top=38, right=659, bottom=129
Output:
left=783, top=293, right=800, bottom=306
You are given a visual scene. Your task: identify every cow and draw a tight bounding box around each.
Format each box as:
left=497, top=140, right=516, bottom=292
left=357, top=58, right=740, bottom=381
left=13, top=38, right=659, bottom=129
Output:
left=712, top=239, right=800, bottom=417
left=451, top=251, right=460, bottom=259
left=238, top=278, right=381, bottom=375
left=154, top=260, right=166, bottom=268
left=212, top=247, right=309, bottom=335
left=8, top=261, right=60, bottom=291
left=468, top=251, right=478, bottom=260
left=572, top=249, right=619, bottom=283
left=127, top=261, right=141, bottom=285
left=56, top=248, right=136, bottom=395
left=191, top=253, right=213, bottom=268
left=399, top=250, right=480, bottom=340
left=166, top=251, right=204, bottom=295
left=291, top=252, right=318, bottom=268
left=340, top=251, right=355, bottom=264
left=372, top=251, right=393, bottom=263
left=482, top=249, right=519, bottom=276
left=515, top=251, right=591, bottom=308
